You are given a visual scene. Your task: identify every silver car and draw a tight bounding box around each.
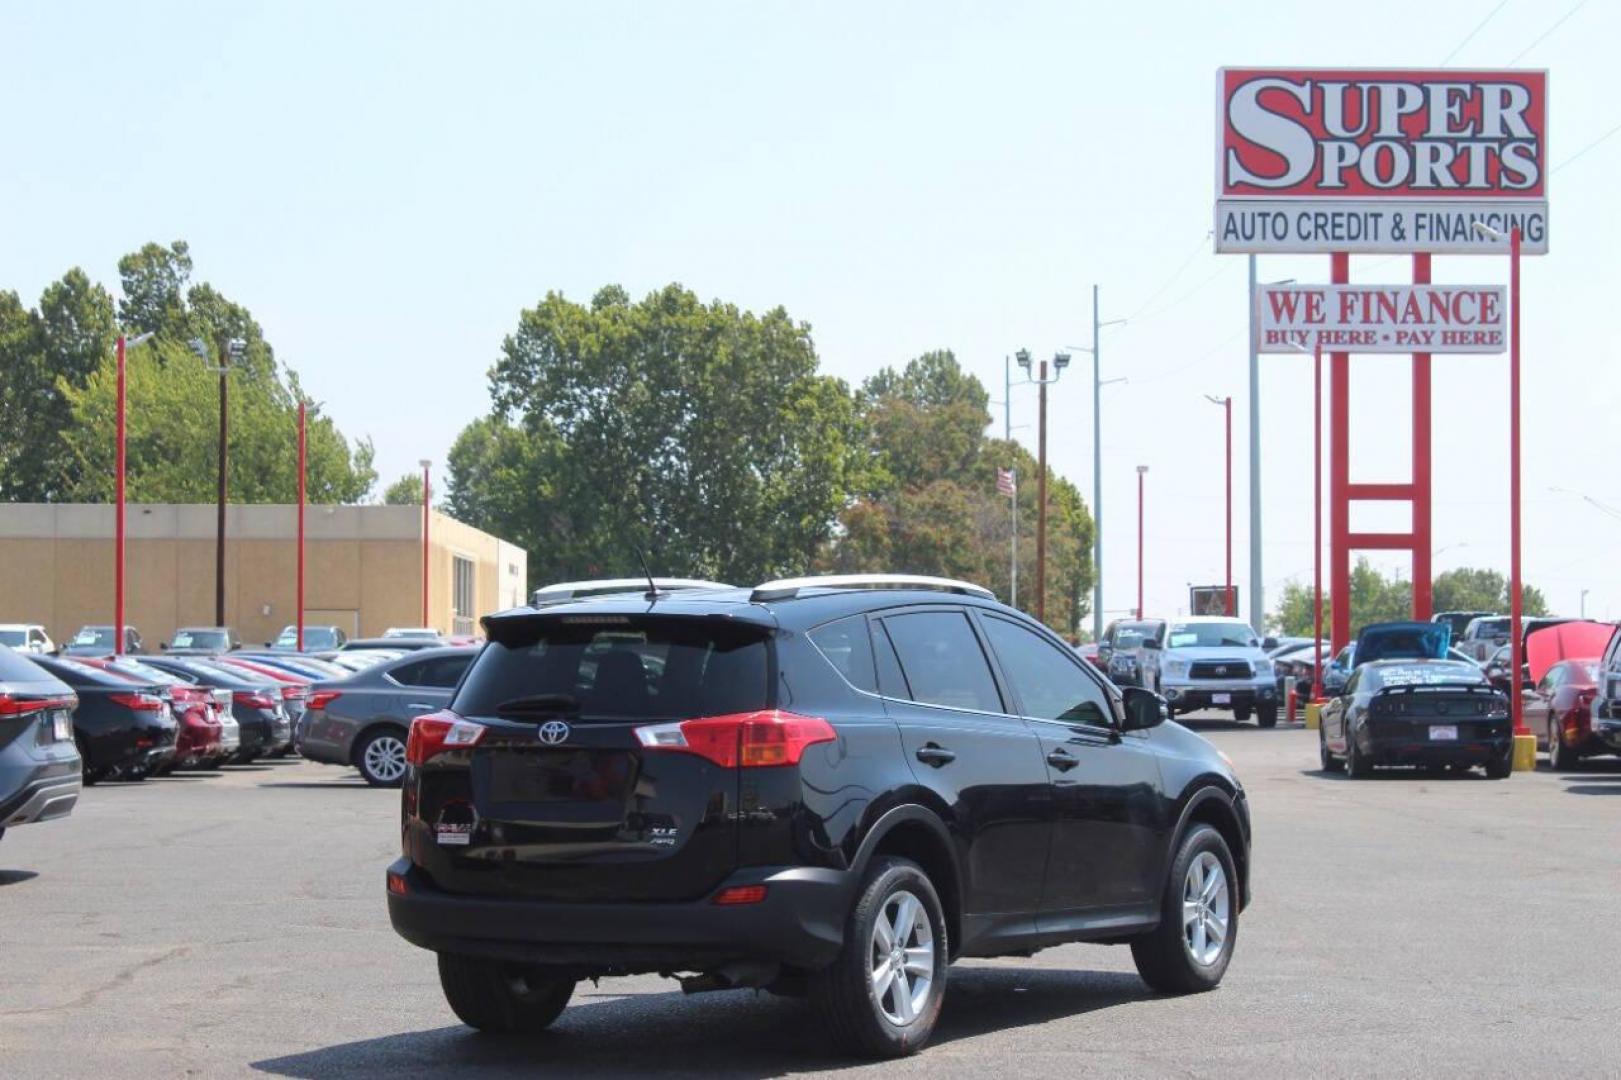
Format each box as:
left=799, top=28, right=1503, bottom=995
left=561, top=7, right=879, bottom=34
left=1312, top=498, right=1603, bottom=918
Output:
left=0, top=646, right=81, bottom=841
left=296, top=647, right=475, bottom=786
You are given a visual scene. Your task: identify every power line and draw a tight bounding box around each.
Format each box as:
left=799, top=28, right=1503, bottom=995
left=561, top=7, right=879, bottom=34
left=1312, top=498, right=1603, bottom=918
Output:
left=1552, top=120, right=1621, bottom=173
left=1125, top=231, right=1214, bottom=321
left=1507, top=0, right=1589, bottom=64
left=1441, top=0, right=1513, bottom=64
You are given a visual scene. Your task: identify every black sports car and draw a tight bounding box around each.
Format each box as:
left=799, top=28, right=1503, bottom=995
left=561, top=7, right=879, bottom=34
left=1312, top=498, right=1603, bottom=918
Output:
left=1317, top=658, right=1512, bottom=778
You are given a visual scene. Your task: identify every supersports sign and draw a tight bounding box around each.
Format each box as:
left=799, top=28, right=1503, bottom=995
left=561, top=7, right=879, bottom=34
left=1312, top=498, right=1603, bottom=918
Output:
left=1214, top=69, right=1548, bottom=254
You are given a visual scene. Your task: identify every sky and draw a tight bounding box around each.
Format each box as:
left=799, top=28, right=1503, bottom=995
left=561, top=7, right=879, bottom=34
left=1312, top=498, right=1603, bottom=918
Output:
left=4, top=0, right=1618, bottom=627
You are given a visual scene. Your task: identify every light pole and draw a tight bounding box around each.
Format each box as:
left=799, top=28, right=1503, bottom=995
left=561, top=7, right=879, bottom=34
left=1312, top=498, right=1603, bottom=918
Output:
left=994, top=356, right=1033, bottom=608
left=420, top=459, right=432, bottom=629
left=1248, top=272, right=1296, bottom=635
left=1136, top=466, right=1148, bottom=619
left=113, top=332, right=156, bottom=656
left=1205, top=394, right=1234, bottom=616
left=296, top=400, right=307, bottom=652
left=1288, top=339, right=1324, bottom=700
left=1068, top=288, right=1126, bottom=641
left=1475, top=220, right=1529, bottom=754
left=192, top=336, right=246, bottom=627
left=1016, top=349, right=1069, bottom=625
left=1581, top=589, right=1590, bottom=619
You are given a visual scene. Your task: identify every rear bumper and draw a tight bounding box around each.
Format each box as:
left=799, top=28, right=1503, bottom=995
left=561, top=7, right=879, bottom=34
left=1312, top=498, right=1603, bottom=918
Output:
left=0, top=769, right=81, bottom=828
left=1362, top=734, right=1511, bottom=766
left=386, top=858, right=853, bottom=974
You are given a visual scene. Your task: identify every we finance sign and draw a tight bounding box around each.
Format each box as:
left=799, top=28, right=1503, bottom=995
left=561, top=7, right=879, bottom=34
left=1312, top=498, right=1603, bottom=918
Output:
left=1215, top=69, right=1548, bottom=254
left=1257, top=284, right=1507, bottom=354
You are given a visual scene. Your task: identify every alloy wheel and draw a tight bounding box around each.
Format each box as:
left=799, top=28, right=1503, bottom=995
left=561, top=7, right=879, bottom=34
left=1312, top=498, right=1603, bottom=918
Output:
left=869, top=889, right=934, bottom=1026
left=363, top=734, right=407, bottom=784
left=1181, top=851, right=1230, bottom=967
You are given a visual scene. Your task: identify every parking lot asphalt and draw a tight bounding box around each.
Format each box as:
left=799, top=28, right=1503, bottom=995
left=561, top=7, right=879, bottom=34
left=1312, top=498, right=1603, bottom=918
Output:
left=2, top=717, right=1618, bottom=1079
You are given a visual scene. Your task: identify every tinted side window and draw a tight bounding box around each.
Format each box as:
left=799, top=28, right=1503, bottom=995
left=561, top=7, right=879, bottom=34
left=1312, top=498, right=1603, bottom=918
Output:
left=808, top=616, right=877, bottom=693
left=872, top=620, right=909, bottom=698
left=880, top=611, right=1003, bottom=713
left=389, top=660, right=427, bottom=686
left=980, top=615, right=1111, bottom=727
left=409, top=655, right=472, bottom=689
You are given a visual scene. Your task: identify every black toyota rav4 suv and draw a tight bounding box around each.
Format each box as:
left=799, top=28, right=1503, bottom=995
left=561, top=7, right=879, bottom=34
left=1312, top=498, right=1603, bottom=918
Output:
left=386, top=575, right=1251, bottom=1058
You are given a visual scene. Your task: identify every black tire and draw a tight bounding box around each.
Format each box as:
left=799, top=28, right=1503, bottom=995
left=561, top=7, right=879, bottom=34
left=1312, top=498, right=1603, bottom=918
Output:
left=1255, top=703, right=1278, bottom=729
left=810, top=855, right=948, bottom=1059
left=1546, top=726, right=1577, bottom=771
left=354, top=728, right=409, bottom=788
left=1318, top=724, right=1343, bottom=773
left=77, top=736, right=102, bottom=786
left=436, top=953, right=575, bottom=1033
left=1484, top=742, right=1513, bottom=780
left=1346, top=729, right=1372, bottom=779
left=1233, top=705, right=1253, bottom=722
left=1131, top=824, right=1238, bottom=994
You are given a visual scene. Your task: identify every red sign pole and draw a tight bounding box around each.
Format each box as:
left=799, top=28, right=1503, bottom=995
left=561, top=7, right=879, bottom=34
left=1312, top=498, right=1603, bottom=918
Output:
left=421, top=461, right=431, bottom=628
left=115, top=335, right=127, bottom=656
left=1509, top=226, right=1526, bottom=738
left=1223, top=396, right=1233, bottom=617
left=1329, top=253, right=1350, bottom=654
left=1412, top=254, right=1433, bottom=620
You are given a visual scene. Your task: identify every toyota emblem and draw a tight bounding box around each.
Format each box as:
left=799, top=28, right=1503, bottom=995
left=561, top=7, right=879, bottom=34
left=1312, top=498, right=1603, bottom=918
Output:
left=1215, top=666, right=1227, bottom=676
left=538, top=720, right=571, bottom=745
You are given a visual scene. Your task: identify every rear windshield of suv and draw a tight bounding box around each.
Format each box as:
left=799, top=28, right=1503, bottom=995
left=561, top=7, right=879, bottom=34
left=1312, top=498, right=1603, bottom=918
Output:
left=456, top=617, right=769, bottom=720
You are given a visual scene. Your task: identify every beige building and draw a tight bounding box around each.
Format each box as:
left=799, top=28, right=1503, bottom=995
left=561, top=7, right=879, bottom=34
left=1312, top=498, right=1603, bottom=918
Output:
left=0, top=503, right=528, bottom=648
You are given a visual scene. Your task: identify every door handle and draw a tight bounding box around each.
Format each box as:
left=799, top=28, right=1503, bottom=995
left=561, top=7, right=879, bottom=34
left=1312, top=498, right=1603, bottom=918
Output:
left=1046, top=748, right=1080, bottom=771
left=406, top=702, right=436, bottom=711
left=915, top=744, right=956, bottom=767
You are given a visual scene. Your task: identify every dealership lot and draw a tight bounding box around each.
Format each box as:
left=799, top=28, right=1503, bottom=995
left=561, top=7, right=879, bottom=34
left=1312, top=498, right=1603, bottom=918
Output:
left=1, top=717, right=1617, bottom=1079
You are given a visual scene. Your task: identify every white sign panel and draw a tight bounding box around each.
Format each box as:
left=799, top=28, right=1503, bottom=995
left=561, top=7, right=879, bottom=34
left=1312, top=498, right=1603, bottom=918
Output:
left=1215, top=69, right=1549, bottom=254
left=1257, top=285, right=1507, bottom=353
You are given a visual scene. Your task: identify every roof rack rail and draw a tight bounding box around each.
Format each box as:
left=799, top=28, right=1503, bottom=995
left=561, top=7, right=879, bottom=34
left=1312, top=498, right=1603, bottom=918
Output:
left=530, top=578, right=734, bottom=606
left=750, top=574, right=995, bottom=603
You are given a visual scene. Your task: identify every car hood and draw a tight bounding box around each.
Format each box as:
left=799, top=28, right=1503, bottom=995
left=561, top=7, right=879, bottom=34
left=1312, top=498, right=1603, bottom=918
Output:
left=1526, top=620, right=1615, bottom=684
left=1353, top=622, right=1450, bottom=667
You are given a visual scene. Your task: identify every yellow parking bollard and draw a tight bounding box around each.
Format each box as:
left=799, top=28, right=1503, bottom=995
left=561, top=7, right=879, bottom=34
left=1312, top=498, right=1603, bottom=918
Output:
left=1511, top=733, right=1537, bottom=772
left=1304, top=702, right=1321, bottom=730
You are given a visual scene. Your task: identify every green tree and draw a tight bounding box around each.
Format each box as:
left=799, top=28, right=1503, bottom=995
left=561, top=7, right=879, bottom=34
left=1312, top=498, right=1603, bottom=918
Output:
left=819, top=351, right=1094, bottom=635
left=383, top=473, right=426, bottom=505
left=58, top=338, right=375, bottom=504
left=457, top=284, right=865, bottom=587
left=1433, top=567, right=1548, bottom=616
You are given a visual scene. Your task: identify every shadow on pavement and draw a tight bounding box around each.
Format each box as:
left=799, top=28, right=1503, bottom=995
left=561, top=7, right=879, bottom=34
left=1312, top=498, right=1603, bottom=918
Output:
left=251, top=967, right=1149, bottom=1078
left=0, top=869, right=40, bottom=887
left=1299, top=768, right=1488, bottom=782
left=256, top=781, right=371, bottom=790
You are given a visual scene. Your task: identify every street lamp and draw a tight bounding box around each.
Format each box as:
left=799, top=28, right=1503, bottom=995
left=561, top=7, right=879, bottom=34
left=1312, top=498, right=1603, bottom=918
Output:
left=114, top=331, right=156, bottom=656
left=191, top=336, right=247, bottom=626
left=1473, top=219, right=1531, bottom=758
left=1136, top=466, right=1148, bottom=620
left=420, top=459, right=432, bottom=629
left=1204, top=394, right=1234, bottom=616
left=1016, top=350, right=1069, bottom=625
left=1066, top=286, right=1128, bottom=641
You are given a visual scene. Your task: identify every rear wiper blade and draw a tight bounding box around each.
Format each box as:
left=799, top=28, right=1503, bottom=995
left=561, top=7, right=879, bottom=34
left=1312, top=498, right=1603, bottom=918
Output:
left=494, top=693, right=581, bottom=716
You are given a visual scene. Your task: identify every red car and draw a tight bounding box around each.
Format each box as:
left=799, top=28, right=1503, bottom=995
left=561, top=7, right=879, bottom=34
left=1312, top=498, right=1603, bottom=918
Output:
left=1524, top=658, right=1604, bottom=771
left=1075, top=642, right=1104, bottom=670
left=77, top=657, right=225, bottom=770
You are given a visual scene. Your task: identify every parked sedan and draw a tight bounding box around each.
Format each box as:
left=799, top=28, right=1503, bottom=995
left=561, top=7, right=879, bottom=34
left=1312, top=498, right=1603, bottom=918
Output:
left=231, top=652, right=351, bottom=682
left=78, top=657, right=228, bottom=771
left=1524, top=659, right=1611, bottom=770
left=141, top=656, right=290, bottom=762
left=28, top=655, right=177, bottom=782
left=298, top=647, right=475, bottom=786
left=63, top=625, right=144, bottom=656
left=210, top=656, right=311, bottom=749
left=1318, top=658, right=1512, bottom=778
left=0, top=646, right=80, bottom=841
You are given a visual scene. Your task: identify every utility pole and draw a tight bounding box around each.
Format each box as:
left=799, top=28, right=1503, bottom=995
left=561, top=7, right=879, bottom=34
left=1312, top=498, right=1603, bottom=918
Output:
left=1015, top=350, right=1068, bottom=624
left=215, top=343, right=229, bottom=627
left=296, top=400, right=306, bottom=653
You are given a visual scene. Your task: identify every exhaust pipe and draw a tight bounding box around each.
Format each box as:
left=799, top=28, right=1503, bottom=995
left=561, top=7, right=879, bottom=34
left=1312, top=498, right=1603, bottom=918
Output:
left=679, top=962, right=779, bottom=995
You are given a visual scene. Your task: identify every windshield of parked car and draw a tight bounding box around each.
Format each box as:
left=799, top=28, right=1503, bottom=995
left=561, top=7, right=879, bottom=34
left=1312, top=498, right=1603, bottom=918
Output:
left=0, top=629, right=26, bottom=646
left=172, top=629, right=228, bottom=650
left=72, top=627, right=114, bottom=646
left=1167, top=622, right=1257, bottom=649
left=1467, top=617, right=1511, bottom=639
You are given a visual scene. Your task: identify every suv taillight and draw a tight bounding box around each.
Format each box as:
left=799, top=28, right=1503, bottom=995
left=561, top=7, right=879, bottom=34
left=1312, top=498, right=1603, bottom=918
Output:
left=406, top=711, right=486, bottom=765
left=635, top=710, right=836, bottom=768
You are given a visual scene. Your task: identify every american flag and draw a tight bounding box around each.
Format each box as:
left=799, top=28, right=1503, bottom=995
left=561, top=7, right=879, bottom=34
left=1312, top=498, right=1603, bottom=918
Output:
left=996, top=468, right=1016, bottom=496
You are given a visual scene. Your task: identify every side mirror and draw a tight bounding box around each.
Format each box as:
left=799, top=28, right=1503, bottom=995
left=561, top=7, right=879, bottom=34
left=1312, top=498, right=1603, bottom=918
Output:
left=1141, top=638, right=1161, bottom=651
left=160, top=642, right=169, bottom=651
left=1121, top=686, right=1169, bottom=732
left=1262, top=636, right=1279, bottom=650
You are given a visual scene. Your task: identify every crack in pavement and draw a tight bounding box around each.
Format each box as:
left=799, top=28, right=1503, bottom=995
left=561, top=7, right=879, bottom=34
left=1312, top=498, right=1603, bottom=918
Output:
left=0, top=944, right=191, bottom=1018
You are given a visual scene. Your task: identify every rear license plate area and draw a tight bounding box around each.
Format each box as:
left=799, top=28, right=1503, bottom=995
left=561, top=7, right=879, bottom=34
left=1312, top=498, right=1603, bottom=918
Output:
left=1212, top=693, right=1231, bottom=704
left=1429, top=725, right=1458, bottom=741
left=474, top=749, right=637, bottom=824
left=51, top=710, right=71, bottom=742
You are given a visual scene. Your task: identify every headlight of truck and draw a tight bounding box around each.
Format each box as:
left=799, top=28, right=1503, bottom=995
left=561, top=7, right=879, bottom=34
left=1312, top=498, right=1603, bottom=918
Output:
left=1165, top=659, right=1189, bottom=677
left=1254, top=659, right=1273, bottom=677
